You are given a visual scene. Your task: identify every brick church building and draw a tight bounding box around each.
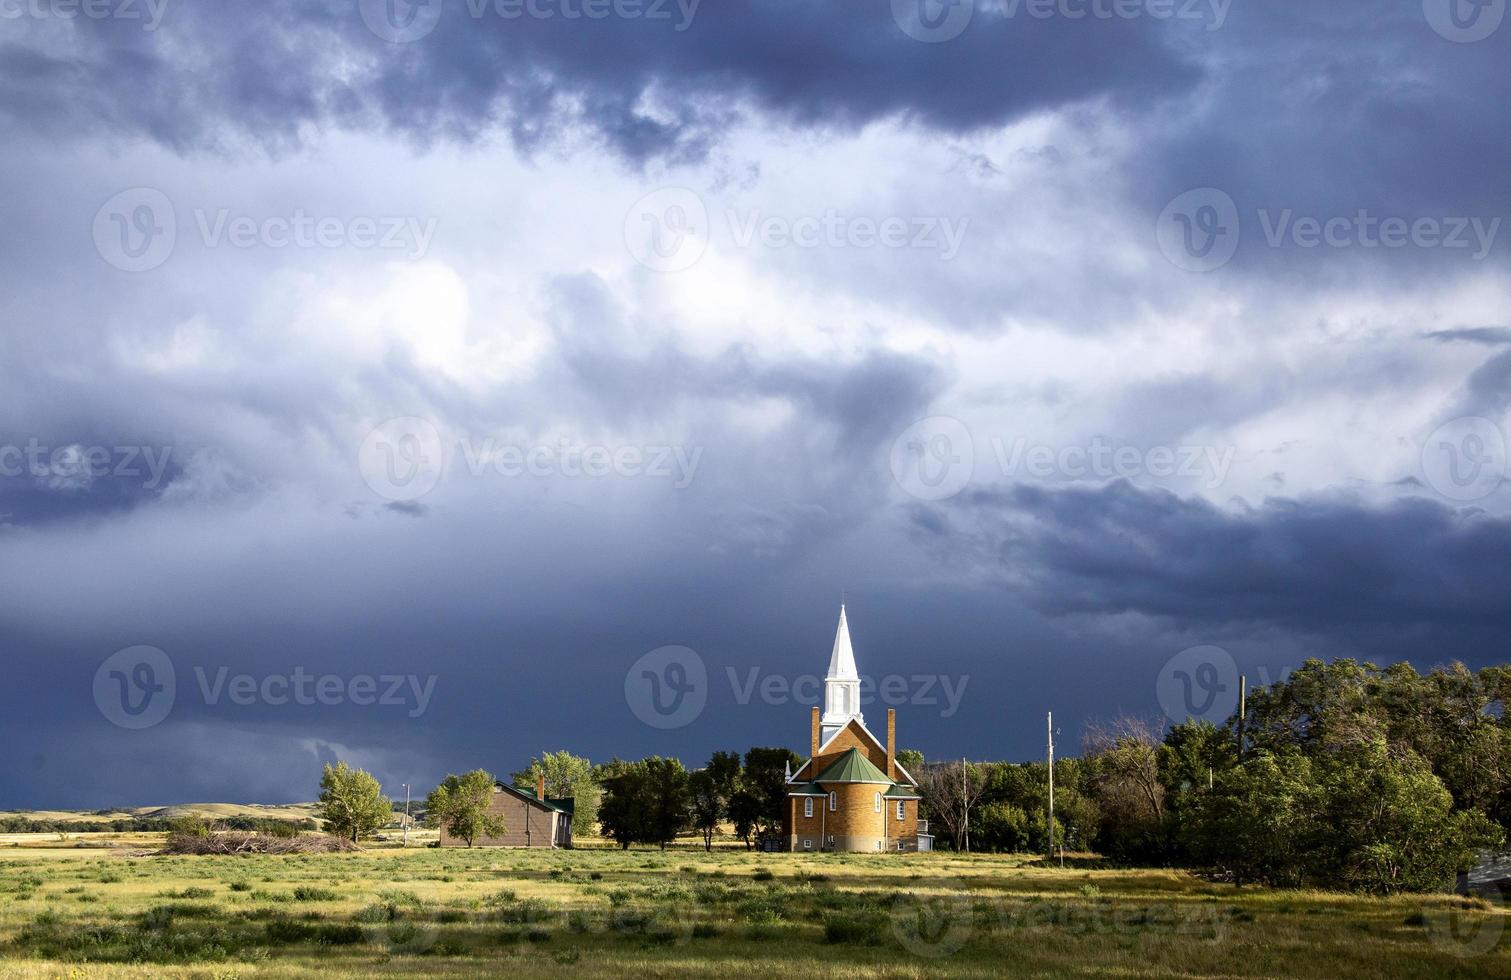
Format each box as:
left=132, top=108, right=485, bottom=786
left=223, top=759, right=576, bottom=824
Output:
left=782, top=606, right=929, bottom=852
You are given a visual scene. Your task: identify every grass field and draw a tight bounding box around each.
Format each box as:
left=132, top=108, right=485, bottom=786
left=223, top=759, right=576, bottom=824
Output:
left=0, top=835, right=1505, bottom=978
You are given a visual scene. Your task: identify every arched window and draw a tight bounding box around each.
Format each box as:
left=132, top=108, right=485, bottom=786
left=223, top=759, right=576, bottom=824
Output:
left=828, top=791, right=837, bottom=812
left=874, top=792, right=882, bottom=812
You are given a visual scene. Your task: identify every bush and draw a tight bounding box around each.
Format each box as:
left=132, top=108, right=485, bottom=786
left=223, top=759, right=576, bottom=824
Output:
left=292, top=886, right=339, bottom=902
left=823, top=912, right=886, bottom=944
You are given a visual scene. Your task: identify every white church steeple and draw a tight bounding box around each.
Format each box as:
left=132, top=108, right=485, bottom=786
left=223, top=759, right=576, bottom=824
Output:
left=820, top=604, right=864, bottom=744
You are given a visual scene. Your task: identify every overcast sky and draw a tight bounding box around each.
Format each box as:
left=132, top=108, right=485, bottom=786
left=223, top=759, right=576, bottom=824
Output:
left=3, top=1, right=1509, bottom=808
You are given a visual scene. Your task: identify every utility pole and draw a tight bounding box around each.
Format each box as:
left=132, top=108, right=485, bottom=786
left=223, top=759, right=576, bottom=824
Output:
left=961, top=757, right=969, bottom=853
left=1047, top=711, right=1055, bottom=865
left=401, top=783, right=411, bottom=848
left=1238, top=675, right=1247, bottom=761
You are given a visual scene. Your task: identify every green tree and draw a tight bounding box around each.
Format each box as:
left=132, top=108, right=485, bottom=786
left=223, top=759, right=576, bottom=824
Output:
left=424, top=770, right=506, bottom=847
left=727, top=786, right=764, bottom=849
left=597, top=759, right=652, bottom=849
left=689, top=769, right=723, bottom=851
left=895, top=748, right=925, bottom=773
left=741, top=746, right=801, bottom=840
left=511, top=750, right=601, bottom=838
left=597, top=757, right=691, bottom=849
left=317, top=762, right=392, bottom=843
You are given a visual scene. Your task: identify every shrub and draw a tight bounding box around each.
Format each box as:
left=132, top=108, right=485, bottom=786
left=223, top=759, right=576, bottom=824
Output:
left=316, top=924, right=366, bottom=945
left=824, top=911, right=886, bottom=944
left=292, top=886, right=339, bottom=902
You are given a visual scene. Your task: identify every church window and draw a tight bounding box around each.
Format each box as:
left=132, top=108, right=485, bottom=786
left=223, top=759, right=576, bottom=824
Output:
left=828, top=791, right=837, bottom=812
left=804, top=797, right=813, bottom=818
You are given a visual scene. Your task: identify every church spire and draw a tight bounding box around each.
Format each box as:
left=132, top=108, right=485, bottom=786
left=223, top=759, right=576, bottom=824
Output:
left=827, top=604, right=858, bottom=681
left=820, top=604, right=864, bottom=744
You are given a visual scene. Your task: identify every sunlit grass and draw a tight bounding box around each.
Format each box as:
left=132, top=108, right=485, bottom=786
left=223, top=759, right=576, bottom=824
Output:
left=0, top=836, right=1503, bottom=977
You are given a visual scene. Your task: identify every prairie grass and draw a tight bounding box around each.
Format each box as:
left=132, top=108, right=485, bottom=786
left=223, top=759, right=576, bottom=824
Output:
left=0, top=838, right=1503, bottom=977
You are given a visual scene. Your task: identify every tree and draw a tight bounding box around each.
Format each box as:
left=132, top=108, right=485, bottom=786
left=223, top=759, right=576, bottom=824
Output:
left=742, top=746, right=802, bottom=840
left=917, top=760, right=988, bottom=851
left=1083, top=716, right=1171, bottom=862
left=686, top=751, right=741, bottom=851
left=597, top=757, right=691, bottom=849
left=689, top=770, right=723, bottom=851
left=727, top=786, right=764, bottom=849
left=644, top=757, right=693, bottom=848
left=317, top=762, right=392, bottom=843
left=511, top=750, right=601, bottom=838
left=895, top=748, right=925, bottom=773
left=424, top=770, right=506, bottom=847
left=597, top=760, right=651, bottom=849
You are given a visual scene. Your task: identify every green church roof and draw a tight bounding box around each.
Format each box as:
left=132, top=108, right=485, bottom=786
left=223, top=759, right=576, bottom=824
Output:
left=813, top=748, right=893, bottom=784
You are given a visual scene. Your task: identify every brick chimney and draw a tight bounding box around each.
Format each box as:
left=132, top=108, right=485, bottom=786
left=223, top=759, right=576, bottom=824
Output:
left=887, top=708, right=896, bottom=780
left=811, top=706, right=821, bottom=758
left=536, top=771, right=546, bottom=801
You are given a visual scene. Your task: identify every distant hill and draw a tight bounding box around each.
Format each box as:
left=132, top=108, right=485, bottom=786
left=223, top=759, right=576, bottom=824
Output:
left=2, top=802, right=322, bottom=825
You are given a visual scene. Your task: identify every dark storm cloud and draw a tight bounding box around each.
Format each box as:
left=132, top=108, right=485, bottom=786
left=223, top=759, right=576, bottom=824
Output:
left=1425, top=326, right=1511, bottom=346
left=1137, top=2, right=1511, bottom=273
left=543, top=272, right=950, bottom=453
left=0, top=0, right=1200, bottom=160
left=926, top=480, right=1511, bottom=636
